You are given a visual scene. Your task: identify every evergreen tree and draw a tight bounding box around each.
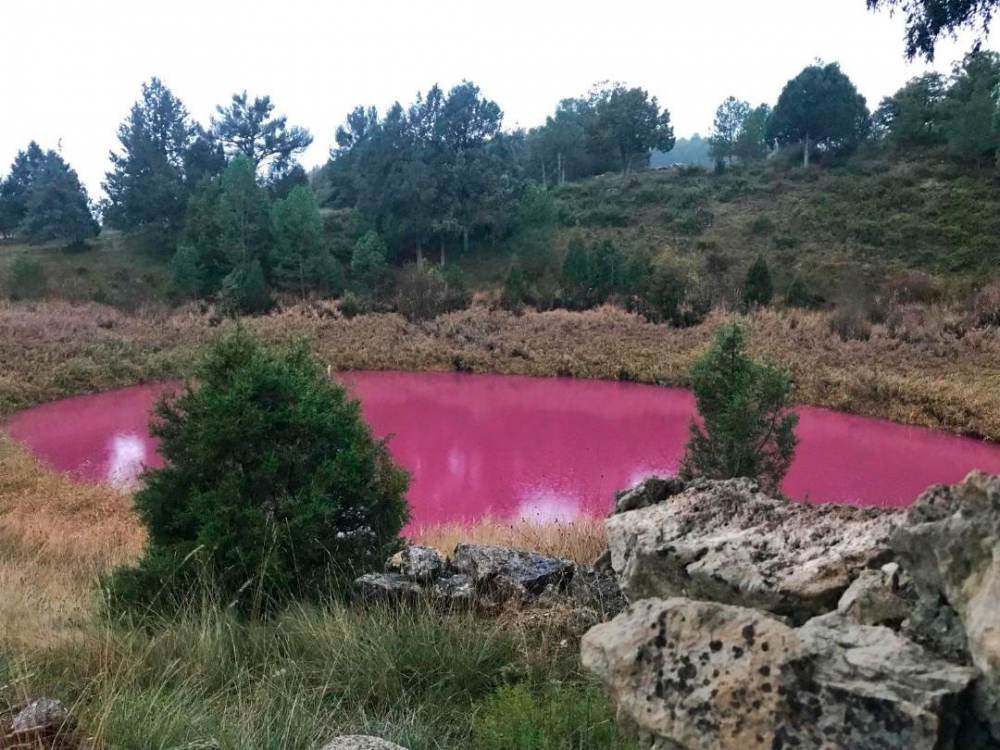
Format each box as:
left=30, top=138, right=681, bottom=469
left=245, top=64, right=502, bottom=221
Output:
left=351, top=230, right=389, bottom=298
left=873, top=73, right=948, bottom=148
left=866, top=0, right=998, bottom=61
left=219, top=259, right=272, bottom=315
left=217, top=156, right=272, bottom=266
left=561, top=235, right=591, bottom=309
left=168, top=244, right=204, bottom=301
left=102, top=78, right=194, bottom=245
left=733, top=105, right=773, bottom=163
left=591, top=83, right=676, bottom=175
left=104, top=331, right=409, bottom=615
left=501, top=255, right=528, bottom=311
left=680, top=323, right=798, bottom=494
left=271, top=185, right=330, bottom=297
left=768, top=63, right=870, bottom=166
left=20, top=150, right=99, bottom=246
left=0, top=142, right=45, bottom=237
left=744, top=253, right=774, bottom=308
left=591, top=239, right=624, bottom=302
left=709, top=97, right=752, bottom=164
left=941, top=52, right=1000, bottom=167
left=212, top=92, right=313, bottom=174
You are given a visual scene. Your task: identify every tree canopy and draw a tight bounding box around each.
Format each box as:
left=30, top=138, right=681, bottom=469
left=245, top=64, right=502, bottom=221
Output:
left=867, top=0, right=997, bottom=60
left=211, top=92, right=313, bottom=178
left=768, top=62, right=870, bottom=166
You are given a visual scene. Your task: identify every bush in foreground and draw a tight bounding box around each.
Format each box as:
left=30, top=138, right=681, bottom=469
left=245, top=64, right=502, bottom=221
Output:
left=104, top=330, right=409, bottom=616
left=4, top=255, right=47, bottom=300
left=680, top=322, right=798, bottom=493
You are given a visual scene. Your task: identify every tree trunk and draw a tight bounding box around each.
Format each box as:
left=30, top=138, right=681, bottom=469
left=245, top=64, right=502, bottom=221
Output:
left=462, top=226, right=469, bottom=255
left=440, top=237, right=446, bottom=266
left=416, top=242, right=423, bottom=268
left=803, top=133, right=810, bottom=168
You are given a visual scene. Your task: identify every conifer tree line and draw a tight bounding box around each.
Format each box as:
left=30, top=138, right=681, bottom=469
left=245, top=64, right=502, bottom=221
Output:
left=0, top=46, right=997, bottom=314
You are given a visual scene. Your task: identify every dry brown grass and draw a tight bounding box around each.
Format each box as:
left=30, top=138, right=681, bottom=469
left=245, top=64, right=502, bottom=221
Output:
left=411, top=516, right=608, bottom=564
left=2, top=298, right=999, bottom=439
left=0, top=435, right=144, bottom=648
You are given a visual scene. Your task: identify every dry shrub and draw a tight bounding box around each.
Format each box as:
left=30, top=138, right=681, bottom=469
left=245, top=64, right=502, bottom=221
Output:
left=969, top=281, right=1000, bottom=328
left=829, top=307, right=872, bottom=342
left=882, top=270, right=941, bottom=306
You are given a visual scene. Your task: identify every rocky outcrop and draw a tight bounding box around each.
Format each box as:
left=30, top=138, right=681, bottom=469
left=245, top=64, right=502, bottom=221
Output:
left=582, top=598, right=977, bottom=750
left=605, top=477, right=902, bottom=623
left=892, top=472, right=1000, bottom=741
left=319, top=737, right=406, bottom=750
left=589, top=473, right=1000, bottom=750
left=354, top=543, right=623, bottom=617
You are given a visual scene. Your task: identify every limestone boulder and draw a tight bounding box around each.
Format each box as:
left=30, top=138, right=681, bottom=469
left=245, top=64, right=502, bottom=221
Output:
left=582, top=597, right=977, bottom=750
left=354, top=573, right=422, bottom=602
left=386, top=545, right=447, bottom=582
left=892, top=471, right=1000, bottom=740
left=451, top=543, right=575, bottom=595
left=605, top=478, right=903, bottom=623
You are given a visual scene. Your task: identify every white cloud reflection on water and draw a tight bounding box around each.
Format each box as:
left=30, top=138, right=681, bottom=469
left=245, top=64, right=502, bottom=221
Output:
left=107, top=433, right=146, bottom=487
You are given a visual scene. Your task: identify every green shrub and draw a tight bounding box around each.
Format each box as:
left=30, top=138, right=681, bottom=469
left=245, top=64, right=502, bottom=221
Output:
left=783, top=276, right=819, bottom=308
left=680, top=323, right=798, bottom=494
left=103, top=331, right=409, bottom=617
left=744, top=253, right=774, bottom=308
left=219, top=260, right=272, bottom=316
left=750, top=215, right=775, bottom=236
left=632, top=260, right=688, bottom=325
left=582, top=204, right=628, bottom=227
left=338, top=291, right=367, bottom=319
left=561, top=235, right=592, bottom=309
left=4, top=255, right=46, bottom=300
left=773, top=235, right=801, bottom=250
left=167, top=244, right=204, bottom=302
left=502, top=256, right=528, bottom=312
left=470, top=683, right=631, bottom=750
left=351, top=230, right=390, bottom=299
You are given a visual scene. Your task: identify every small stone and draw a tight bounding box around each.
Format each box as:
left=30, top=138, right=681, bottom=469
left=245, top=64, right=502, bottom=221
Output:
left=354, top=573, right=423, bottom=602
left=452, top=543, right=575, bottom=595
left=319, top=736, right=407, bottom=750
left=11, top=698, right=74, bottom=735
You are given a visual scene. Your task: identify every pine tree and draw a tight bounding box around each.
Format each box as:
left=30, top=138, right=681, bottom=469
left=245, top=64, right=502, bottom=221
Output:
left=561, top=235, right=591, bottom=309
left=680, top=323, right=798, bottom=494
left=0, top=142, right=45, bottom=237
left=271, top=185, right=327, bottom=297
left=350, top=230, right=389, bottom=299
left=103, top=78, right=194, bottom=246
left=20, top=150, right=98, bottom=246
left=744, top=253, right=774, bottom=308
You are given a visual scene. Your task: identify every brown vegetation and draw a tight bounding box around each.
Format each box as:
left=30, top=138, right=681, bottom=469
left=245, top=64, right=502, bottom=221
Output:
left=2, top=299, right=999, bottom=439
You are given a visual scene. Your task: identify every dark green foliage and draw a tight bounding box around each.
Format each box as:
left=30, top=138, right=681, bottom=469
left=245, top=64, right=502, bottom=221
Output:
left=4, top=255, right=47, bottom=300
left=744, top=253, right=774, bottom=307
left=501, top=255, right=528, bottom=311
left=709, top=97, right=751, bottom=164
left=211, top=91, right=313, bottom=174
left=351, top=230, right=389, bottom=298
left=751, top=216, right=775, bottom=236
left=470, top=683, right=632, bottom=750
left=783, top=276, right=818, bottom=308
left=940, top=52, right=1000, bottom=167
left=0, top=142, right=45, bottom=238
left=167, top=244, right=204, bottom=302
left=19, top=149, right=99, bottom=246
left=561, top=235, right=592, bottom=308
left=768, top=63, right=870, bottom=166
left=734, top=104, right=773, bottom=163
left=866, top=0, right=998, bottom=60
left=590, top=83, right=676, bottom=175
left=338, top=291, right=367, bottom=319
left=219, top=260, right=273, bottom=315
left=591, top=239, right=624, bottom=301
left=102, top=78, right=194, bottom=246
left=873, top=73, right=948, bottom=148
left=104, top=331, right=409, bottom=616
left=680, top=323, right=798, bottom=493
left=271, top=185, right=338, bottom=297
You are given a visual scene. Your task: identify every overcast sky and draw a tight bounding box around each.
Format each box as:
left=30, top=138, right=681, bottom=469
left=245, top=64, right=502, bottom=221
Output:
left=1, top=0, right=992, bottom=199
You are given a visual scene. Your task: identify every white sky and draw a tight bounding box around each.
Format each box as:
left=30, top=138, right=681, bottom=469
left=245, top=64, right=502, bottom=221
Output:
left=1, top=0, right=992, bottom=199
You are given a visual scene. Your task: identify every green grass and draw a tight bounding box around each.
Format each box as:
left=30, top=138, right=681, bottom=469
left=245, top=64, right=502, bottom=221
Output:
left=1, top=601, right=632, bottom=750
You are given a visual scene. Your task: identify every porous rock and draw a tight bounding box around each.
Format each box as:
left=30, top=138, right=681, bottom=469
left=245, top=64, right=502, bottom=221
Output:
left=451, top=543, right=575, bottom=595
left=581, top=597, right=977, bottom=750
left=386, top=545, right=447, bottom=582
left=613, top=476, right=686, bottom=514
left=354, top=573, right=422, bottom=602
left=892, top=471, right=1000, bottom=740
left=605, top=477, right=902, bottom=623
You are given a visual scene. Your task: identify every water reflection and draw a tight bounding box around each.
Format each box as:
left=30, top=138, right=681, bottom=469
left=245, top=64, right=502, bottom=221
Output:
left=516, top=488, right=581, bottom=524
left=107, top=433, right=147, bottom=487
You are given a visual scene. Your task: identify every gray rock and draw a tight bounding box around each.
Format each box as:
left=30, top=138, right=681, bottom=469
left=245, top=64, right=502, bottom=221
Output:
left=354, top=573, right=423, bottom=602
left=837, top=567, right=913, bottom=627
left=319, top=737, right=406, bottom=750
left=605, top=477, right=902, bottom=623
left=431, top=573, right=474, bottom=607
left=451, top=543, right=575, bottom=595
left=10, top=698, right=74, bottom=735
left=386, top=545, right=447, bottom=582
left=892, top=471, right=1000, bottom=740
left=613, top=476, right=685, bottom=514
left=568, top=566, right=627, bottom=617
left=582, top=597, right=977, bottom=750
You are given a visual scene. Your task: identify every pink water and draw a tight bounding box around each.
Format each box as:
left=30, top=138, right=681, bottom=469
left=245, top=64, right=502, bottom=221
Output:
left=7, top=371, right=1000, bottom=527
